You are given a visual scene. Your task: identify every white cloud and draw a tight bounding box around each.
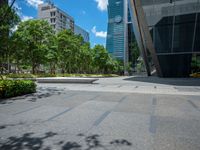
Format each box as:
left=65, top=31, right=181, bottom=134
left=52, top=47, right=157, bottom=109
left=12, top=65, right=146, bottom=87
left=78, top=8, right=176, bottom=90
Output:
left=94, top=0, right=108, bottom=11
left=21, top=15, right=34, bottom=22
left=26, top=0, right=44, bottom=8
left=92, top=26, right=107, bottom=38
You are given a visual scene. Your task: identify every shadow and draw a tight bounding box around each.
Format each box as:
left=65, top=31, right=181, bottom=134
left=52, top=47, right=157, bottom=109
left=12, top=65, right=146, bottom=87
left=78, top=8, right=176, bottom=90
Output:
left=0, top=132, right=57, bottom=150
left=124, top=76, right=200, bottom=86
left=0, top=87, right=67, bottom=104
left=0, top=122, right=25, bottom=130
left=0, top=132, right=132, bottom=150
left=62, top=142, right=82, bottom=150
left=61, top=134, right=132, bottom=150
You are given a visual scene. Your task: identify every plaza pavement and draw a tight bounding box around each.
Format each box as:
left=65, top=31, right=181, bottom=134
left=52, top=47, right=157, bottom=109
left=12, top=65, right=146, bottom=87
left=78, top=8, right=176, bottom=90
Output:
left=0, top=76, right=200, bottom=150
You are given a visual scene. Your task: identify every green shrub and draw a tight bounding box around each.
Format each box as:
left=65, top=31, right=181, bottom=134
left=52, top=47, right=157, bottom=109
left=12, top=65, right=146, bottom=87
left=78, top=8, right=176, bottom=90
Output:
left=6, top=74, right=35, bottom=78
left=58, top=73, right=119, bottom=78
left=6, top=73, right=118, bottom=78
left=6, top=73, right=57, bottom=78
left=36, top=73, right=56, bottom=78
left=0, top=80, right=36, bottom=99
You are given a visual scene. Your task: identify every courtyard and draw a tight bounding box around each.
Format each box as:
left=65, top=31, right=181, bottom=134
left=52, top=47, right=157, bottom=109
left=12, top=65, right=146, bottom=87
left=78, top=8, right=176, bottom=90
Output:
left=0, top=77, right=200, bottom=150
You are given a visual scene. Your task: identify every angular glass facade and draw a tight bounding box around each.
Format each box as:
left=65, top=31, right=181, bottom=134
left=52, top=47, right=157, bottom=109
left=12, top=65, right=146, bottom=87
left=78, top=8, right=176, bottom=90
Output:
left=106, top=0, right=125, bottom=59
left=106, top=0, right=135, bottom=62
left=129, top=0, right=200, bottom=77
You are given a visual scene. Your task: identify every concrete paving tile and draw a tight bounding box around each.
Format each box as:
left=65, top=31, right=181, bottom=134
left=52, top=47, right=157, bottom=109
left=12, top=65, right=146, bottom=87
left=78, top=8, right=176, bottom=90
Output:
left=156, top=116, right=200, bottom=139
left=176, top=119, right=200, bottom=139
left=175, top=87, right=200, bottom=92
left=75, top=101, right=118, bottom=111
left=94, top=93, right=129, bottom=102
left=156, top=95, right=188, bottom=107
left=175, top=136, right=200, bottom=150
left=32, top=108, right=106, bottom=135
left=153, top=133, right=176, bottom=150
left=0, top=131, right=82, bottom=150
left=0, top=77, right=200, bottom=150
left=42, top=134, right=83, bottom=150
left=124, top=94, right=154, bottom=105
left=0, top=102, right=40, bottom=115
left=13, top=105, right=70, bottom=123
left=88, top=112, right=151, bottom=137
left=155, top=105, right=200, bottom=120
left=155, top=117, right=179, bottom=136
left=114, top=100, right=153, bottom=114
left=78, top=133, right=153, bottom=150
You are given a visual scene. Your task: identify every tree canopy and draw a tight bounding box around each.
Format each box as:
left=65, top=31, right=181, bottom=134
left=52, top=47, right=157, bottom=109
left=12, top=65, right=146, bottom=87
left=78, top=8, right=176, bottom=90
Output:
left=9, top=19, right=121, bottom=74
left=1, top=5, right=140, bottom=75
left=12, top=20, right=54, bottom=74
left=0, top=3, right=20, bottom=73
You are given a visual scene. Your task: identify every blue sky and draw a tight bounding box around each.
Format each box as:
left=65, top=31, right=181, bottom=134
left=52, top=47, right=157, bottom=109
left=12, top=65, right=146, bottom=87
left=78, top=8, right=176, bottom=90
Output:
left=14, top=0, right=108, bottom=47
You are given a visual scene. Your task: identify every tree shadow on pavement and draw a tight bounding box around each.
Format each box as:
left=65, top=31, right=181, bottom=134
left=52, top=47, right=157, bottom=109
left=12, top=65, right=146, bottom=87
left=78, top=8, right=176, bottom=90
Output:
left=0, top=122, right=25, bottom=130
left=61, top=133, right=132, bottom=150
left=0, top=132, right=57, bottom=150
left=0, top=132, right=132, bottom=150
left=0, top=87, right=67, bottom=104
left=124, top=76, right=200, bottom=86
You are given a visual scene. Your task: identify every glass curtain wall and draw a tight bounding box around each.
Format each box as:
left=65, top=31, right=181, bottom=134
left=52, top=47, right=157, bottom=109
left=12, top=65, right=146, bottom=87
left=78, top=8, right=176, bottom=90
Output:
left=106, top=0, right=125, bottom=59
left=140, top=0, right=200, bottom=77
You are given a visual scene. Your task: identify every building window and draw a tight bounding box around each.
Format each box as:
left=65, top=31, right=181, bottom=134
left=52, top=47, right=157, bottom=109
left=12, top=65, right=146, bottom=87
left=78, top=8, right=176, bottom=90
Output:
left=50, top=12, right=56, bottom=17
left=41, top=6, right=50, bottom=11
left=50, top=18, right=56, bottom=23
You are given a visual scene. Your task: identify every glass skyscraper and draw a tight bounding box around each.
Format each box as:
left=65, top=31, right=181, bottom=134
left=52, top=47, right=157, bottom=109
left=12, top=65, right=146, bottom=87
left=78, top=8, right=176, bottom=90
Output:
left=106, top=0, right=135, bottom=65
left=129, top=0, right=200, bottom=77
left=106, top=0, right=125, bottom=60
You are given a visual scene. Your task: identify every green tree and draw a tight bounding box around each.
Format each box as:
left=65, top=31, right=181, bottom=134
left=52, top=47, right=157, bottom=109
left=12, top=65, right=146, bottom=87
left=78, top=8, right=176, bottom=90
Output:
left=92, top=45, right=119, bottom=74
left=45, top=34, right=58, bottom=74
left=0, top=3, right=20, bottom=73
left=79, top=42, right=93, bottom=73
left=13, top=20, right=54, bottom=74
left=57, top=30, right=85, bottom=73
left=57, top=29, right=74, bottom=73
left=129, top=40, right=140, bottom=67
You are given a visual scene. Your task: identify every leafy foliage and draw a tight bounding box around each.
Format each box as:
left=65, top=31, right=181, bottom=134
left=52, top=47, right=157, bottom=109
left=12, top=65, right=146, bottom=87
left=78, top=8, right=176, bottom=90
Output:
left=6, top=73, right=118, bottom=78
left=0, top=3, right=20, bottom=73
left=12, top=20, right=54, bottom=74
left=191, top=56, right=200, bottom=73
left=1, top=7, right=125, bottom=75
left=0, top=80, right=36, bottom=99
left=11, top=23, right=121, bottom=74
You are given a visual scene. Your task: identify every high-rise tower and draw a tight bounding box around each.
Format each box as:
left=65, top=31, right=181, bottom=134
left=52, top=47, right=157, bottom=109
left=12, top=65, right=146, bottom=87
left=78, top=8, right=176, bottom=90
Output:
left=106, top=0, right=135, bottom=72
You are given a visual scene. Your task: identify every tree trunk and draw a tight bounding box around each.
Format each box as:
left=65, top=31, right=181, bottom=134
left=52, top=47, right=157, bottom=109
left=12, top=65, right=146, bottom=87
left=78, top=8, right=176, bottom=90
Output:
left=32, top=62, right=36, bottom=74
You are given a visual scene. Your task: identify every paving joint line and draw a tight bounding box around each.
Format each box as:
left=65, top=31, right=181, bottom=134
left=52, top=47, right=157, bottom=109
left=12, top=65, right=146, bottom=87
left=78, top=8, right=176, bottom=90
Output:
left=89, top=95, right=100, bottom=101
left=119, top=96, right=127, bottom=103
left=13, top=105, right=42, bottom=115
left=45, top=108, right=73, bottom=121
left=149, top=97, right=157, bottom=134
left=93, top=111, right=111, bottom=126
left=188, top=100, right=200, bottom=112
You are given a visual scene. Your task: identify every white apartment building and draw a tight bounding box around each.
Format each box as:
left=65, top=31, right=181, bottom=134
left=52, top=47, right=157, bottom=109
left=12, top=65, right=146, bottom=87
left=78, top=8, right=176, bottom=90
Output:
left=38, top=2, right=90, bottom=43
left=38, top=2, right=74, bottom=33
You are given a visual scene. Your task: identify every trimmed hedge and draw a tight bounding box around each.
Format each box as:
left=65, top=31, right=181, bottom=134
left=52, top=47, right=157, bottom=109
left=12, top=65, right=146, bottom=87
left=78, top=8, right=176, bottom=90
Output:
left=0, top=80, right=36, bottom=99
left=6, top=73, right=118, bottom=78
left=6, top=74, right=36, bottom=78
